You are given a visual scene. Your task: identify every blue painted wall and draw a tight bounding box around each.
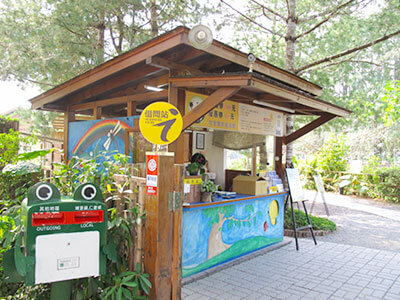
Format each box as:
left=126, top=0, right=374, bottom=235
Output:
left=67, top=116, right=138, bottom=160
left=182, top=194, right=286, bottom=277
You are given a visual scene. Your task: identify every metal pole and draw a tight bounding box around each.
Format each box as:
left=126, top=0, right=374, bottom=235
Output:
left=50, top=280, right=72, bottom=300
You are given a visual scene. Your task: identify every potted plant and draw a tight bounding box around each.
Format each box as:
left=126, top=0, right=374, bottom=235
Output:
left=187, top=162, right=206, bottom=176
left=187, top=152, right=207, bottom=176
left=201, top=180, right=218, bottom=202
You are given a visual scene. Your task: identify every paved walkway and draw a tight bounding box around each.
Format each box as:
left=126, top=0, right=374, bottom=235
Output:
left=182, top=193, right=400, bottom=299
left=304, top=190, right=400, bottom=252
left=182, top=240, right=400, bottom=299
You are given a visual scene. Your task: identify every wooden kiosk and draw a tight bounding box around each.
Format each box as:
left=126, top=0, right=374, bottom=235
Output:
left=29, top=26, right=351, bottom=299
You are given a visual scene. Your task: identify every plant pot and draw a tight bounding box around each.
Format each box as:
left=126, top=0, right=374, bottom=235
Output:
left=201, top=192, right=212, bottom=202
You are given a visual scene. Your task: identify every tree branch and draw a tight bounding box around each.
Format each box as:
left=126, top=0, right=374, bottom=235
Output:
left=298, top=58, right=383, bottom=75
left=249, top=0, right=286, bottom=21
left=227, top=212, right=257, bottom=223
left=23, top=78, right=57, bottom=87
left=220, top=0, right=285, bottom=38
left=296, top=0, right=357, bottom=39
left=299, top=0, right=359, bottom=23
left=295, top=29, right=400, bottom=74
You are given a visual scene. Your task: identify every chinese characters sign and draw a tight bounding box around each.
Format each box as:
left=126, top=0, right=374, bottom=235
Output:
left=185, top=91, right=283, bottom=137
left=186, top=91, right=239, bottom=131
left=139, top=102, right=183, bottom=145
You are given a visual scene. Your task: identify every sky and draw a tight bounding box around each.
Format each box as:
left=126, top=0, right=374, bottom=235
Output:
left=0, top=81, right=41, bottom=114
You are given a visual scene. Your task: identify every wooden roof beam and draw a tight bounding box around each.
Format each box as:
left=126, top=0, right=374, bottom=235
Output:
left=251, top=77, right=351, bottom=118
left=170, top=75, right=251, bottom=88
left=285, top=114, right=336, bottom=144
left=146, top=56, right=204, bottom=75
left=183, top=87, right=241, bottom=130
left=184, top=38, right=323, bottom=96
left=69, top=90, right=168, bottom=111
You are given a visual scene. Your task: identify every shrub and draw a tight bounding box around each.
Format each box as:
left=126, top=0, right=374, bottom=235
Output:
left=374, top=167, right=400, bottom=203
left=297, top=134, right=349, bottom=192
left=284, top=208, right=336, bottom=231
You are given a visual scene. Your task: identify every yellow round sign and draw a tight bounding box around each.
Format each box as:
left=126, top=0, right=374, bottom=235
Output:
left=139, top=102, right=183, bottom=145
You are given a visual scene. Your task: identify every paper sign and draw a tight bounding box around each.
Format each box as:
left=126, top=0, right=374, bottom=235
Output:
left=146, top=155, right=158, bottom=195
left=286, top=168, right=305, bottom=202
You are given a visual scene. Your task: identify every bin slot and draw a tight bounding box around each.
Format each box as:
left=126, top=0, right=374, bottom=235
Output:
left=32, top=212, right=65, bottom=226
left=73, top=210, right=104, bottom=224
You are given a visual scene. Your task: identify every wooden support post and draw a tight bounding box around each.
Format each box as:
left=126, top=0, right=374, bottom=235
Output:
left=172, top=164, right=184, bottom=300
left=168, top=85, right=186, bottom=164
left=274, top=137, right=284, bottom=181
left=144, top=152, right=175, bottom=300
left=252, top=145, right=257, bottom=176
left=127, top=100, right=136, bottom=116
left=63, top=108, right=75, bottom=163
left=93, top=106, right=102, bottom=119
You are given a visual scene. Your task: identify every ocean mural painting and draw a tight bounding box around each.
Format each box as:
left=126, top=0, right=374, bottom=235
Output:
left=182, top=194, right=286, bottom=277
left=67, top=116, right=138, bottom=160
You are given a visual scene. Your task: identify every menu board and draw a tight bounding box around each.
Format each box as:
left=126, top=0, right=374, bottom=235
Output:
left=286, top=168, right=305, bottom=202
left=185, top=91, right=284, bottom=137
left=238, top=103, right=281, bottom=136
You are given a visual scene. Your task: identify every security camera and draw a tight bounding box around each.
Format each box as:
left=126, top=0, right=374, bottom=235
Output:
left=247, top=53, right=256, bottom=72
left=248, top=53, right=256, bottom=63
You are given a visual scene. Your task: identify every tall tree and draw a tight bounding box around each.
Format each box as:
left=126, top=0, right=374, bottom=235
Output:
left=0, top=0, right=206, bottom=88
left=219, top=0, right=400, bottom=164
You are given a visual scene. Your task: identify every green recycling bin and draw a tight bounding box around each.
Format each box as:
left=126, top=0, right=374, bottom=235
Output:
left=4, top=182, right=107, bottom=286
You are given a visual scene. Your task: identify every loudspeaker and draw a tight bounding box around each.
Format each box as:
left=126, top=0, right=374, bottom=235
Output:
left=188, top=25, right=213, bottom=50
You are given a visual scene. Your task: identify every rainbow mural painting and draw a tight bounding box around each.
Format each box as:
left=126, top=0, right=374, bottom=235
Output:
left=68, top=117, right=137, bottom=160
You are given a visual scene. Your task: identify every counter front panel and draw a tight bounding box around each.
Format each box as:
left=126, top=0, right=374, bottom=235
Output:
left=182, top=193, right=287, bottom=277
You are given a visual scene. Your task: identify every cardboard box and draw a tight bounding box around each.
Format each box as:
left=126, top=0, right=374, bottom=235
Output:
left=232, top=175, right=268, bottom=195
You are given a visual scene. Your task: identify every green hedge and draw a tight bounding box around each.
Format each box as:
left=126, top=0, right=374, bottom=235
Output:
left=284, top=208, right=336, bottom=231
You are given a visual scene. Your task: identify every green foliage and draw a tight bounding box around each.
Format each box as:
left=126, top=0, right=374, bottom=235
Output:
left=16, top=148, right=54, bottom=162
left=0, top=130, right=21, bottom=170
left=0, top=162, right=41, bottom=205
left=371, top=167, right=400, bottom=203
left=0, top=115, right=18, bottom=133
left=201, top=180, right=217, bottom=193
left=381, top=80, right=400, bottom=126
left=51, top=153, right=151, bottom=298
left=13, top=108, right=59, bottom=136
left=298, top=134, right=349, bottom=191
left=0, top=0, right=208, bottom=86
left=101, top=269, right=151, bottom=300
left=284, top=208, right=336, bottom=232
left=53, top=151, right=130, bottom=197
left=187, top=162, right=205, bottom=175
left=0, top=148, right=49, bottom=205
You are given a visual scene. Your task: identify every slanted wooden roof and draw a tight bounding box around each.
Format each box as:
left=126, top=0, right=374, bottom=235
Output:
left=28, top=26, right=350, bottom=119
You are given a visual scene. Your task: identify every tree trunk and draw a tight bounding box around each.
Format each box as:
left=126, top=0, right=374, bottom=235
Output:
left=284, top=0, right=297, bottom=166
left=96, top=10, right=105, bottom=64
left=150, top=0, right=158, bottom=37
left=207, top=213, right=231, bottom=259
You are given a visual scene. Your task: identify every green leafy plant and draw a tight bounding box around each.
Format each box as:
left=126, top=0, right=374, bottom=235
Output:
left=284, top=208, right=336, bottom=232
left=187, top=162, right=205, bottom=176
left=298, top=134, right=349, bottom=192
left=201, top=180, right=218, bottom=193
left=102, top=268, right=151, bottom=300
left=52, top=154, right=151, bottom=298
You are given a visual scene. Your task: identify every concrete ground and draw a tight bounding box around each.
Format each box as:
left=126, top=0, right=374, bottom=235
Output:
left=305, top=190, right=400, bottom=252
left=182, top=192, right=400, bottom=299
